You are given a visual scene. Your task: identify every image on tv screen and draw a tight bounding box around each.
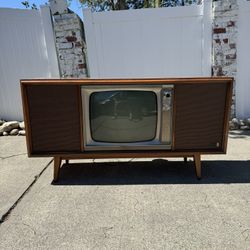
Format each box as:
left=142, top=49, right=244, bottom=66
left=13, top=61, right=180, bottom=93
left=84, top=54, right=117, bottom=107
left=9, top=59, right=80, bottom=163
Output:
left=90, top=91, right=157, bottom=143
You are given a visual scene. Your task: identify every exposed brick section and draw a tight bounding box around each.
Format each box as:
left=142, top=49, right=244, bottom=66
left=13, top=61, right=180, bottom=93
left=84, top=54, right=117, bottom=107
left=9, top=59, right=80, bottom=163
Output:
left=53, top=12, right=88, bottom=78
left=227, top=20, right=235, bottom=27
left=74, top=41, right=82, bottom=47
left=213, top=66, right=223, bottom=76
left=229, top=43, right=236, bottom=49
left=214, top=28, right=226, bottom=33
left=66, top=36, right=77, bottom=42
left=212, top=0, right=238, bottom=118
left=226, top=53, right=236, bottom=60
left=78, top=63, right=86, bottom=69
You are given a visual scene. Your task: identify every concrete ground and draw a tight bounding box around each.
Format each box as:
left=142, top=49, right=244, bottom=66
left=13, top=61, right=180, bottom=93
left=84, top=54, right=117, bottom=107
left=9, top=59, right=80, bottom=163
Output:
left=0, top=131, right=249, bottom=250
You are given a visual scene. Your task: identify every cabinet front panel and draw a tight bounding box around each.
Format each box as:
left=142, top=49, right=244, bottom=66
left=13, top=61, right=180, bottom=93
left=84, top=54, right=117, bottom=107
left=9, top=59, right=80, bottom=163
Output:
left=174, top=83, right=228, bottom=151
left=26, top=85, right=81, bottom=154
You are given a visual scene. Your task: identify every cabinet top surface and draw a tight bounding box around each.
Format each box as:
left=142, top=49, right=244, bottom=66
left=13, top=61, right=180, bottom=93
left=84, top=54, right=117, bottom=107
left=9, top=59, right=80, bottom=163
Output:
left=21, top=77, right=233, bottom=86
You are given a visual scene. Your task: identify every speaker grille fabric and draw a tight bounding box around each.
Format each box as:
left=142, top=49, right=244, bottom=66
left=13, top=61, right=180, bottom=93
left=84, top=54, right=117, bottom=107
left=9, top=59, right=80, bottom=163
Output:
left=26, top=85, right=81, bottom=153
left=174, top=83, right=227, bottom=151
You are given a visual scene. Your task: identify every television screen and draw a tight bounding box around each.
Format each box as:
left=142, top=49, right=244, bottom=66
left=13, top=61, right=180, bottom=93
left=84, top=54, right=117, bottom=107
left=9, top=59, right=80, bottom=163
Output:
left=90, top=91, right=157, bottom=143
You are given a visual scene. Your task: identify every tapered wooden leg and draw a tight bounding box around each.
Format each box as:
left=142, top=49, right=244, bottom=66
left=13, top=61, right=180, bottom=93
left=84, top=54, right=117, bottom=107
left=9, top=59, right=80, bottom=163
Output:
left=184, top=157, right=187, bottom=163
left=65, top=160, right=69, bottom=164
left=193, top=154, right=201, bottom=180
left=53, top=156, right=62, bottom=182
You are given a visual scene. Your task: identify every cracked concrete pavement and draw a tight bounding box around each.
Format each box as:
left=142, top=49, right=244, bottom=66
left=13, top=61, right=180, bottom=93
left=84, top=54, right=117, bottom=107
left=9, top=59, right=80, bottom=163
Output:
left=0, top=131, right=250, bottom=249
left=0, top=137, right=52, bottom=220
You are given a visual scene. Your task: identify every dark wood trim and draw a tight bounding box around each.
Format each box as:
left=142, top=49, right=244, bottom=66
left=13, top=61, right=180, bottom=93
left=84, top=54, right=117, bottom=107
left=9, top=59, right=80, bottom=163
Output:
left=20, top=81, right=33, bottom=157
left=24, top=151, right=226, bottom=158
left=53, top=156, right=61, bottom=182
left=171, top=85, right=176, bottom=151
left=29, top=149, right=225, bottom=159
left=222, top=80, right=233, bottom=153
left=193, top=153, right=201, bottom=180
left=20, top=77, right=234, bottom=86
left=78, top=86, right=84, bottom=152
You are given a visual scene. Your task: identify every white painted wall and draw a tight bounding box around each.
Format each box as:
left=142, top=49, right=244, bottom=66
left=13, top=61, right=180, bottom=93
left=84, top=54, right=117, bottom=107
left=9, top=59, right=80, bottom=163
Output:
left=236, top=0, right=250, bottom=119
left=0, top=6, right=59, bottom=121
left=83, top=1, right=212, bottom=78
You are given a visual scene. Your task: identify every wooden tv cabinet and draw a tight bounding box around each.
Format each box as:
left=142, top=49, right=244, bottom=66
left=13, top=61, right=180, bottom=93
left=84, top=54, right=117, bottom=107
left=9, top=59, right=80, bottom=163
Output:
left=21, top=77, right=233, bottom=181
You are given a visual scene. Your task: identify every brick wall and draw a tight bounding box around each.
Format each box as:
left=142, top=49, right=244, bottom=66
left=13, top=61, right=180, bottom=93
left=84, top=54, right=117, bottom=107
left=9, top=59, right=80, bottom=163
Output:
left=212, top=0, right=238, bottom=117
left=53, top=12, right=88, bottom=78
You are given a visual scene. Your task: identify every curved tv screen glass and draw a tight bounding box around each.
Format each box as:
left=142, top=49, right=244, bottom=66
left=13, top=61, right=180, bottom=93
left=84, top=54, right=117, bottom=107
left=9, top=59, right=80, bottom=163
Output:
left=90, top=91, right=157, bottom=143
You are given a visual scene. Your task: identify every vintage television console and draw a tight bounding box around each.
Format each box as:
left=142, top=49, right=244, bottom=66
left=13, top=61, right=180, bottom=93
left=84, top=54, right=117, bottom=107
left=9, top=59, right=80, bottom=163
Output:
left=21, top=77, right=233, bottom=181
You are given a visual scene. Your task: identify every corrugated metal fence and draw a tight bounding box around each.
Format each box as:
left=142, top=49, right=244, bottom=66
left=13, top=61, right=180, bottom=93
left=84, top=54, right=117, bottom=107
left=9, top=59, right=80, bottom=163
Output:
left=0, top=6, right=59, bottom=121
